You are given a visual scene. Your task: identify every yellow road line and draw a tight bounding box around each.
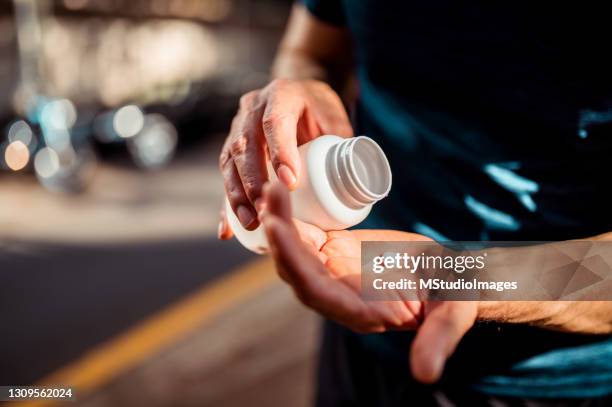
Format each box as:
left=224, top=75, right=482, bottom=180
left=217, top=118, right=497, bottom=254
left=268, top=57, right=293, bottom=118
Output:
left=12, top=257, right=276, bottom=407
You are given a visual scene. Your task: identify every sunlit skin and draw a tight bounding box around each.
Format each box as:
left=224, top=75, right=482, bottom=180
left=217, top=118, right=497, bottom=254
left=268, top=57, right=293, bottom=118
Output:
left=218, top=78, right=353, bottom=231
left=260, top=182, right=478, bottom=384
left=218, top=3, right=612, bottom=384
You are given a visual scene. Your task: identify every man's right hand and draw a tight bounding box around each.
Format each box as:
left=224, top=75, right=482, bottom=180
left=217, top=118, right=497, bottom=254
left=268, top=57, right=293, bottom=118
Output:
left=218, top=78, right=353, bottom=239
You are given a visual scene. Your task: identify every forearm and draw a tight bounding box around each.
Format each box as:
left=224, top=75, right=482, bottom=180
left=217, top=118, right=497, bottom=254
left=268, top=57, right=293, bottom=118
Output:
left=478, top=301, right=612, bottom=334
left=272, top=45, right=330, bottom=81
left=479, top=231, right=612, bottom=334
left=271, top=4, right=351, bottom=85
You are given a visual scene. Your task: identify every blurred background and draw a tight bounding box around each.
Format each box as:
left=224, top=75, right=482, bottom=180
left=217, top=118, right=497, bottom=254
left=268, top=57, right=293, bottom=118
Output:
left=0, top=1, right=319, bottom=406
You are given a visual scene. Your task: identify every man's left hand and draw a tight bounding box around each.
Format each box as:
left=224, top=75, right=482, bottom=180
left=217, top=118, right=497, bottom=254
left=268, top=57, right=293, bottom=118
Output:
left=260, top=182, right=477, bottom=383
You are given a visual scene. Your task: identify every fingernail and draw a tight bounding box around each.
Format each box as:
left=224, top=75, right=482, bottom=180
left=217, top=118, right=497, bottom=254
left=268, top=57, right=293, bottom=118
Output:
left=277, top=164, right=297, bottom=188
left=237, top=205, right=256, bottom=228
left=254, top=198, right=265, bottom=213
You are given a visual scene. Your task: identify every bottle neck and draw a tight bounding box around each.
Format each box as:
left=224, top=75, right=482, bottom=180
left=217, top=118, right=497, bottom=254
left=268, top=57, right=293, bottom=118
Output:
left=326, top=136, right=392, bottom=209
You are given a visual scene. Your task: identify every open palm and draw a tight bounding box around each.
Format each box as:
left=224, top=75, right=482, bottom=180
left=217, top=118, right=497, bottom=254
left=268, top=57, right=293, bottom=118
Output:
left=261, top=182, right=477, bottom=383
left=292, top=221, right=427, bottom=332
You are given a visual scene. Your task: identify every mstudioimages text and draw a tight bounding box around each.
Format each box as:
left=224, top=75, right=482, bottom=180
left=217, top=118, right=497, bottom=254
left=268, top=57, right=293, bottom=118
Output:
left=372, top=278, right=518, bottom=292
left=371, top=252, right=487, bottom=274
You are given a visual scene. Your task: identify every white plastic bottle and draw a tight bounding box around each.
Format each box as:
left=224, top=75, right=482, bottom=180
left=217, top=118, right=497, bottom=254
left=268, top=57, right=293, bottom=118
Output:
left=226, top=135, right=392, bottom=253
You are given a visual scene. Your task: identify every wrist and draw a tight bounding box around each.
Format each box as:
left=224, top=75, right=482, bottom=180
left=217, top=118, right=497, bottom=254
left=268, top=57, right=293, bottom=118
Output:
left=476, top=301, right=571, bottom=326
left=476, top=301, right=504, bottom=322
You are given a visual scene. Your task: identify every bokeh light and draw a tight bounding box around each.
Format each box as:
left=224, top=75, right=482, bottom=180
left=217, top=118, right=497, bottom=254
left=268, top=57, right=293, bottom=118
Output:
left=38, top=99, right=77, bottom=152
left=127, top=113, right=177, bottom=169
left=40, top=98, right=77, bottom=130
left=34, top=147, right=61, bottom=178
left=113, top=105, right=144, bottom=138
left=41, top=19, right=219, bottom=106
left=7, top=120, right=33, bottom=146
left=4, top=141, right=30, bottom=171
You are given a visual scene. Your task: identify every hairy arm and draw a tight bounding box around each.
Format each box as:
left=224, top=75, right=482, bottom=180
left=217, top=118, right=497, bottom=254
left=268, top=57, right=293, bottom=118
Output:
left=476, top=232, right=612, bottom=334
left=478, top=301, right=612, bottom=334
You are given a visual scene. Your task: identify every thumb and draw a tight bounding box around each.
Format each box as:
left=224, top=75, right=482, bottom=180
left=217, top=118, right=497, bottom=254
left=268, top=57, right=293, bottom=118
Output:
left=410, top=302, right=477, bottom=384
left=262, top=181, right=292, bottom=222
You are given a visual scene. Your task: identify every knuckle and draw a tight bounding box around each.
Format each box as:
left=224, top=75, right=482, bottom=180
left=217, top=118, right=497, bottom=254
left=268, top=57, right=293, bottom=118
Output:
left=229, top=134, right=249, bottom=157
left=241, top=178, right=261, bottom=200
left=262, top=112, right=295, bottom=146
left=227, top=181, right=244, bottom=197
left=239, top=91, right=258, bottom=109
left=261, top=114, right=281, bottom=134
left=226, top=187, right=245, bottom=204
left=218, top=148, right=232, bottom=169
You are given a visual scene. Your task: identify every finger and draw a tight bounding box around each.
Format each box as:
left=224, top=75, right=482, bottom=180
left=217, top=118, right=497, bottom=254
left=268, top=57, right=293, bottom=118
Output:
left=261, top=181, right=299, bottom=282
left=410, top=302, right=477, bottom=384
left=263, top=213, right=383, bottom=333
left=230, top=97, right=268, bottom=209
left=325, top=258, right=420, bottom=330
left=219, top=147, right=258, bottom=230
left=262, top=181, right=383, bottom=331
left=218, top=204, right=234, bottom=240
left=261, top=82, right=304, bottom=189
left=263, top=180, right=293, bottom=221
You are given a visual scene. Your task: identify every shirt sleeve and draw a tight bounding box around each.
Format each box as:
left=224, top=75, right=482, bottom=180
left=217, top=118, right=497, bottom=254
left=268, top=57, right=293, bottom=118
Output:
left=301, top=0, right=346, bottom=26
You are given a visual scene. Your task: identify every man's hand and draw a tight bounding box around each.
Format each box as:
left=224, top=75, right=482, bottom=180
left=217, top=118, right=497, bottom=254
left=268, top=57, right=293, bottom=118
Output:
left=218, top=79, right=353, bottom=237
left=261, top=182, right=477, bottom=383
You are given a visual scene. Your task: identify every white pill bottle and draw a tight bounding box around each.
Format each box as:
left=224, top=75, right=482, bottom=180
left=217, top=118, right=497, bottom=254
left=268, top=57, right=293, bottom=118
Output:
left=226, top=135, right=392, bottom=254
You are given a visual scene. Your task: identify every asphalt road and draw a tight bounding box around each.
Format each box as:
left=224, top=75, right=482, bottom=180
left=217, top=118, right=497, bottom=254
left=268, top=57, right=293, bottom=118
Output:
left=0, top=236, right=253, bottom=385
left=0, top=138, right=256, bottom=386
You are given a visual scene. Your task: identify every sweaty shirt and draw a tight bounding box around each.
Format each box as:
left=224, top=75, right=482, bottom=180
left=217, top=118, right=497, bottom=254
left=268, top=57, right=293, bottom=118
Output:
left=303, top=0, right=612, bottom=398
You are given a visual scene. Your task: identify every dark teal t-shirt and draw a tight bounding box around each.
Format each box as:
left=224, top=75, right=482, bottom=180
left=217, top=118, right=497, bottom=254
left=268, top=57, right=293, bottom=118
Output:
left=303, top=0, right=612, bottom=399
